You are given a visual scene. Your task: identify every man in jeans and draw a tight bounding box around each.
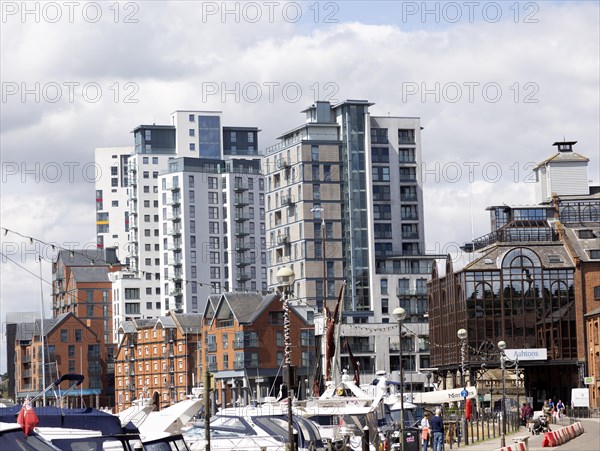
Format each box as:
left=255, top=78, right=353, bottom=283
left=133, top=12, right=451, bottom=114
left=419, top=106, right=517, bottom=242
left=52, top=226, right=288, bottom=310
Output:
left=431, top=408, right=445, bottom=451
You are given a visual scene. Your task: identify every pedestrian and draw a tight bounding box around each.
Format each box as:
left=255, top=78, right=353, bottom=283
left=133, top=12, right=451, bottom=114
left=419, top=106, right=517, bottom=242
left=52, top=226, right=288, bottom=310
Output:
left=520, top=402, right=527, bottom=426
left=420, top=412, right=431, bottom=451
left=556, top=399, right=565, bottom=419
left=431, top=408, right=444, bottom=451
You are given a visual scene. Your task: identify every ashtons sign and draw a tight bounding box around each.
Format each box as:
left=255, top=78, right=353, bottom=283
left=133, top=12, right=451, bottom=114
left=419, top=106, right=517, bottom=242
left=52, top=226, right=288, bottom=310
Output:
left=505, top=348, right=547, bottom=361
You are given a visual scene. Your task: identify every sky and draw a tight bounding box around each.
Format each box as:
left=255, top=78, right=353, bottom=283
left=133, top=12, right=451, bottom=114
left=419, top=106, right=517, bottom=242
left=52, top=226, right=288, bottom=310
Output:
left=1, top=1, right=599, bottom=373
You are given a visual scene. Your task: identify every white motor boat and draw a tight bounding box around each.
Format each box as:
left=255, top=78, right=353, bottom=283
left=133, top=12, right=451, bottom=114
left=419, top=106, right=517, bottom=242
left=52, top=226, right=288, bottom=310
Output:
left=183, top=398, right=326, bottom=451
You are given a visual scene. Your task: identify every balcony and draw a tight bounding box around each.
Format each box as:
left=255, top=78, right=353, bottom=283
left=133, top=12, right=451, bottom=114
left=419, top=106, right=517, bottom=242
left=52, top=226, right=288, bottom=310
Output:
left=166, top=196, right=181, bottom=206
left=170, top=257, right=183, bottom=267
left=167, top=243, right=182, bottom=252
left=165, top=182, right=180, bottom=191
left=167, top=228, right=182, bottom=236
left=234, top=182, right=249, bottom=192
left=234, top=227, right=250, bottom=237
left=166, top=211, right=181, bottom=221
left=235, top=257, right=252, bottom=267
left=169, top=289, right=183, bottom=298
left=234, top=214, right=250, bottom=222
left=277, top=159, right=291, bottom=169
left=234, top=196, right=250, bottom=207
left=22, top=370, right=31, bottom=378
left=207, top=343, right=217, bottom=352
left=235, top=242, right=251, bottom=252
left=281, top=195, right=295, bottom=207
left=277, top=234, right=290, bottom=245
left=172, top=273, right=183, bottom=282
left=236, top=273, right=251, bottom=282
left=401, top=232, right=420, bottom=240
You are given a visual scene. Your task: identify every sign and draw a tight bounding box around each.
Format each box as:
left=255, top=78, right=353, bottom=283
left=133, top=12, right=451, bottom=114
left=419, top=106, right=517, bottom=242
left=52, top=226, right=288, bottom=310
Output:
left=504, top=348, right=547, bottom=361
left=571, top=388, right=589, bottom=407
left=461, top=389, right=469, bottom=398
left=412, top=386, right=477, bottom=404
left=584, top=376, right=594, bottom=385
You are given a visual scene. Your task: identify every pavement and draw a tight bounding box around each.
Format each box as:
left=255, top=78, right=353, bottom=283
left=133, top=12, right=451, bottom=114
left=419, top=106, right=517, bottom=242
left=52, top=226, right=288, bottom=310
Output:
left=448, top=418, right=600, bottom=451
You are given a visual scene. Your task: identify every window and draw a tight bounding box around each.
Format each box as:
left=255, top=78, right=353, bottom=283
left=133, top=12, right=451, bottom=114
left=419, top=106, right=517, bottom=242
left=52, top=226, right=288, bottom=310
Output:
left=189, top=128, right=195, bottom=136
left=68, top=345, right=75, bottom=357
left=371, top=128, right=388, bottom=144
left=398, top=129, right=415, bottom=144
left=382, top=298, right=389, bottom=314
left=189, top=114, right=195, bottom=122
left=399, top=148, right=415, bottom=163
left=75, top=329, right=82, bottom=342
left=372, top=166, right=390, bottom=181
left=61, top=329, right=68, bottom=342
left=311, top=145, right=319, bottom=161
left=124, top=288, right=140, bottom=299
left=595, top=286, right=600, bottom=300
left=380, top=279, right=388, bottom=295
left=189, top=143, right=196, bottom=151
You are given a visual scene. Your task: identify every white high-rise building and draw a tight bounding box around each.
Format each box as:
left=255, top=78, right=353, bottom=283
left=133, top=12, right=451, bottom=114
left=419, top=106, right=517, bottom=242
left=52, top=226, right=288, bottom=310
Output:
left=158, top=111, right=265, bottom=314
left=94, top=146, right=133, bottom=262
left=100, top=112, right=264, bottom=339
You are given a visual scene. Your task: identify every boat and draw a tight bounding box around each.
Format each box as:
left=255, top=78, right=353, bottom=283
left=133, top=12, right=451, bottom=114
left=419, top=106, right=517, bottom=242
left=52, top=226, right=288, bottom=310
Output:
left=0, top=374, right=192, bottom=451
left=0, top=421, right=62, bottom=451
left=183, top=397, right=326, bottom=451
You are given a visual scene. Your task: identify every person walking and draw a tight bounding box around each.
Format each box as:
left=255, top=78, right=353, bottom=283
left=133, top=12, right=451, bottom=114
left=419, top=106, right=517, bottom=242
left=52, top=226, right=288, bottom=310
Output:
left=556, top=399, right=565, bottom=420
left=431, top=408, right=444, bottom=451
left=420, top=412, right=431, bottom=451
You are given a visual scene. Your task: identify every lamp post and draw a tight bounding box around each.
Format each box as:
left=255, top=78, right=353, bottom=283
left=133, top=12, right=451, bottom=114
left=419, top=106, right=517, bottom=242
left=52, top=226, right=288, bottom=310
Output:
left=498, top=340, right=507, bottom=448
left=277, top=267, right=296, bottom=451
left=457, top=329, right=468, bottom=445
left=393, top=307, right=407, bottom=451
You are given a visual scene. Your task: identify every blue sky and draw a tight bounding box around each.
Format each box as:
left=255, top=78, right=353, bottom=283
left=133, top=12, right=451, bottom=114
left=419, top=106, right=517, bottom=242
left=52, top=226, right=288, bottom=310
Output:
left=0, top=0, right=598, bottom=373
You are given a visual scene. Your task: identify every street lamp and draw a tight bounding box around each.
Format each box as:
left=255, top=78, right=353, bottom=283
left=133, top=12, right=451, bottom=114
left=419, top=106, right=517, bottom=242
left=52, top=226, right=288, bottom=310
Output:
left=277, top=267, right=296, bottom=451
left=457, top=329, right=468, bottom=445
left=393, top=307, right=407, bottom=451
left=498, top=340, right=507, bottom=448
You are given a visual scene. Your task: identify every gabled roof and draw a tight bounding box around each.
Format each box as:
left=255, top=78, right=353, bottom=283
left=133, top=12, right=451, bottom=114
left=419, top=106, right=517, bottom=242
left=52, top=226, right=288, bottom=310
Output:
left=213, top=292, right=265, bottom=326
left=202, top=294, right=220, bottom=320
left=561, top=226, right=600, bottom=263
left=70, top=266, right=110, bottom=283
left=168, top=312, right=202, bottom=333
left=56, top=249, right=109, bottom=267
left=16, top=313, right=98, bottom=341
left=534, top=150, right=589, bottom=169
left=206, top=292, right=312, bottom=328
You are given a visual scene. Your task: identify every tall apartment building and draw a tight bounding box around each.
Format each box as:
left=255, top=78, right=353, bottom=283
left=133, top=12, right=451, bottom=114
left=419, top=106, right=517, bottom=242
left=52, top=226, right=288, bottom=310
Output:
left=95, top=147, right=133, bottom=263
left=106, top=111, right=265, bottom=341
left=264, top=100, right=434, bottom=383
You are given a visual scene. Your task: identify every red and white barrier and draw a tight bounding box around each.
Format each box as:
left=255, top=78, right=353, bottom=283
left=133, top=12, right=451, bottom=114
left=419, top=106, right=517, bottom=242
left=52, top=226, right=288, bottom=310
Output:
left=542, top=421, right=585, bottom=447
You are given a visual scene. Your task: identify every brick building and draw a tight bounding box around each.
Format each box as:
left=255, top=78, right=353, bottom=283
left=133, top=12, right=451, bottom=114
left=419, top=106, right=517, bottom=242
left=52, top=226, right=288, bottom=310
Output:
left=202, top=292, right=314, bottom=409
left=14, top=312, right=103, bottom=407
left=114, top=312, right=201, bottom=413
left=429, top=141, right=599, bottom=409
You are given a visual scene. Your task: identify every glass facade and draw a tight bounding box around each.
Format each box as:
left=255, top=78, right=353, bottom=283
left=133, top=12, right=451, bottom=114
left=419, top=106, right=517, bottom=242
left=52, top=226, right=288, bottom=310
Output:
left=198, top=115, right=221, bottom=159
left=340, top=104, right=370, bottom=312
